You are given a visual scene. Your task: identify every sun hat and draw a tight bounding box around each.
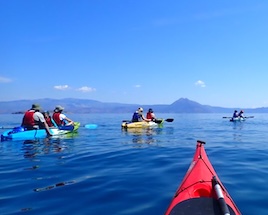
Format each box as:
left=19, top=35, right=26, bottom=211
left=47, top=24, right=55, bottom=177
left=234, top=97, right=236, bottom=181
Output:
left=54, top=105, right=64, bottom=112
left=31, top=104, right=41, bottom=111
left=42, top=110, right=49, bottom=115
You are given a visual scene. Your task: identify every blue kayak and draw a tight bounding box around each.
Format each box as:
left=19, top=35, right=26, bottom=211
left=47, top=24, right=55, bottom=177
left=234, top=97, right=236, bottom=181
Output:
left=1, top=122, right=80, bottom=141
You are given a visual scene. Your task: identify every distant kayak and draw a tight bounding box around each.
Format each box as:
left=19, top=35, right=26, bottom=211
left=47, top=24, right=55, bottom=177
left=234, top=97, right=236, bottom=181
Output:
left=222, top=116, right=254, bottom=122
left=1, top=122, right=80, bottom=142
left=230, top=117, right=245, bottom=122
left=164, top=140, right=241, bottom=215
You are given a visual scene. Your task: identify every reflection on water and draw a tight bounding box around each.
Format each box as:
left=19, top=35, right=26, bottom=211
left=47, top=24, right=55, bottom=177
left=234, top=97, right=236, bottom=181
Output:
left=231, top=121, right=245, bottom=141
left=22, top=135, right=78, bottom=158
left=34, top=180, right=76, bottom=192
left=121, top=127, right=171, bottom=145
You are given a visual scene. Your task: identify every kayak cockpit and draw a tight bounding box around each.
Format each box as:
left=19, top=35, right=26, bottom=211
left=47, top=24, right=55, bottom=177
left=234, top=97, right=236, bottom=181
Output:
left=168, top=197, right=237, bottom=215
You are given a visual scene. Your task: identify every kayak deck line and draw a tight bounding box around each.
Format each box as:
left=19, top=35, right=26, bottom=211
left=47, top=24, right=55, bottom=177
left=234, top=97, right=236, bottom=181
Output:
left=164, top=140, right=241, bottom=215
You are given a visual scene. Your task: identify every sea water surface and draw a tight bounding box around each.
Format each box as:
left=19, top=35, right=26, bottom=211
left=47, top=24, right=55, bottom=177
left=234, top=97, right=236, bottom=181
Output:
left=0, top=113, right=268, bottom=215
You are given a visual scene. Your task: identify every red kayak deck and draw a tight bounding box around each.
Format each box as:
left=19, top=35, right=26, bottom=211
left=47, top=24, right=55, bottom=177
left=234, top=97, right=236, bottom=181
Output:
left=165, top=140, right=241, bottom=215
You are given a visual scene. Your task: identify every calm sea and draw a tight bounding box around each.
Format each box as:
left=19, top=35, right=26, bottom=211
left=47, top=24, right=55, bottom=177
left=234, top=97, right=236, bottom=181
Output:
left=0, top=113, right=268, bottom=215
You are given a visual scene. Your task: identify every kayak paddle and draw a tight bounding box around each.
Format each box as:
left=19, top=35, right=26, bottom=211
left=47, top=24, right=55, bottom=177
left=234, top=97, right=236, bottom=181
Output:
left=84, top=124, right=98, bottom=129
left=223, top=116, right=254, bottom=119
left=122, top=118, right=174, bottom=123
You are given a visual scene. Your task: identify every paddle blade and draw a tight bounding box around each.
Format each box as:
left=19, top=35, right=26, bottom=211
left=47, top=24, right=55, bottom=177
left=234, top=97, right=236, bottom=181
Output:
left=154, top=119, right=164, bottom=124
left=165, top=118, right=174, bottom=122
left=85, top=124, right=98, bottom=129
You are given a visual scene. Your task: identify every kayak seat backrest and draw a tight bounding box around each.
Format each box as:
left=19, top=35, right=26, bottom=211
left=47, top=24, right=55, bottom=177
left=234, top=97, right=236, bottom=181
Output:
left=13, top=126, right=25, bottom=132
left=8, top=126, right=25, bottom=135
left=58, top=125, right=74, bottom=131
left=168, top=198, right=237, bottom=215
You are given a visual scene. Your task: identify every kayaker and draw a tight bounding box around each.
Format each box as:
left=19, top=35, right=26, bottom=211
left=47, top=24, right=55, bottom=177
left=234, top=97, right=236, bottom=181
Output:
left=232, top=110, right=239, bottom=118
left=21, top=104, right=52, bottom=136
left=238, top=110, right=245, bottom=118
left=52, top=105, right=74, bottom=126
left=146, top=108, right=156, bottom=121
left=42, top=111, right=54, bottom=127
left=131, top=107, right=151, bottom=122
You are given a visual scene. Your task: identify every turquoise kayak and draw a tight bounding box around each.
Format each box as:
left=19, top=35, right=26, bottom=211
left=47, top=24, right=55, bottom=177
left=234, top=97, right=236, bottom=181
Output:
left=1, top=122, right=80, bottom=141
left=230, top=117, right=245, bottom=122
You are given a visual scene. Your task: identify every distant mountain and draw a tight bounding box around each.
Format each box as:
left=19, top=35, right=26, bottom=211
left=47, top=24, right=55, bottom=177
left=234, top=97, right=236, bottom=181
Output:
left=0, top=97, right=267, bottom=114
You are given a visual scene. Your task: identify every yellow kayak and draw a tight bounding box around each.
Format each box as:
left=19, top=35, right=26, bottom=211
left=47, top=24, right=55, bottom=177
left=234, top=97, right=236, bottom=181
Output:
left=121, top=119, right=164, bottom=129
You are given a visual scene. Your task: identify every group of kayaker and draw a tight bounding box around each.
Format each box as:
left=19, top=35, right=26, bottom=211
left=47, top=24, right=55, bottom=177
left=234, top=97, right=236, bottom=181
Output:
left=232, top=110, right=245, bottom=119
left=131, top=107, right=157, bottom=122
left=21, top=104, right=75, bottom=136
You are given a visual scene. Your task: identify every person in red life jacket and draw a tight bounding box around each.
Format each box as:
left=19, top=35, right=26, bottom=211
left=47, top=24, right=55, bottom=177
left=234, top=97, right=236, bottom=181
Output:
left=146, top=108, right=157, bottom=121
left=42, top=111, right=54, bottom=127
left=238, top=110, right=245, bottom=118
left=131, top=107, right=151, bottom=122
left=52, top=105, right=74, bottom=126
left=21, top=104, right=52, bottom=136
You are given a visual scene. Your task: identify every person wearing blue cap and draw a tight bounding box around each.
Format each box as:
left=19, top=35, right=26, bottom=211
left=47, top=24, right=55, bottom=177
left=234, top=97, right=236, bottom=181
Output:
left=146, top=108, right=157, bottom=121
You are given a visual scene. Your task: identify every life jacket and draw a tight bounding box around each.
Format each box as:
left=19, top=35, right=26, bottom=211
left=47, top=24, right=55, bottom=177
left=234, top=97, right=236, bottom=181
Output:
left=146, top=112, right=153, bottom=119
left=45, top=116, right=53, bottom=127
left=22, top=110, right=35, bottom=127
left=132, top=112, right=142, bottom=122
left=52, top=112, right=64, bottom=126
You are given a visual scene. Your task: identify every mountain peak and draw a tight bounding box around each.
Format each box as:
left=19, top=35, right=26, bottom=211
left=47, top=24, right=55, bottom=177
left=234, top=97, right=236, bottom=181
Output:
left=171, top=98, right=200, bottom=106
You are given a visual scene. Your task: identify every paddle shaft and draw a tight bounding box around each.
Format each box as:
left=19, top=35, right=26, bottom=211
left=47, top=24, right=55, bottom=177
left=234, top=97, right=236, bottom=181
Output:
left=122, top=118, right=174, bottom=123
left=212, top=176, right=230, bottom=215
left=0, top=127, right=14, bottom=129
left=223, top=116, right=254, bottom=119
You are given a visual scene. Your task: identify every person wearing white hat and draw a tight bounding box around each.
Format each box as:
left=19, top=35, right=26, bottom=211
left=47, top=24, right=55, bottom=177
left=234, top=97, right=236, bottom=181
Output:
left=131, top=107, right=151, bottom=122
left=21, top=104, right=52, bottom=136
left=52, top=105, right=74, bottom=126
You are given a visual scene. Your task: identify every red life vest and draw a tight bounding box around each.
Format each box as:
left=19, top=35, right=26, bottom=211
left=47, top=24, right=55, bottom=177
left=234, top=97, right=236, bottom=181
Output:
left=45, top=116, right=53, bottom=127
left=22, top=110, right=35, bottom=127
left=146, top=112, right=153, bottom=119
left=52, top=112, right=63, bottom=126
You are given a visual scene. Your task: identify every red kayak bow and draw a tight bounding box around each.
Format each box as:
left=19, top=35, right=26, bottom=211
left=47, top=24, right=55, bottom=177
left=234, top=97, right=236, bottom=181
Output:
left=165, top=140, right=241, bottom=215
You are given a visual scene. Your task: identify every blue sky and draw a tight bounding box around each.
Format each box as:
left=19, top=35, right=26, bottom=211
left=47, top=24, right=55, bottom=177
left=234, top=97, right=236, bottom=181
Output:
left=1, top=1, right=268, bottom=108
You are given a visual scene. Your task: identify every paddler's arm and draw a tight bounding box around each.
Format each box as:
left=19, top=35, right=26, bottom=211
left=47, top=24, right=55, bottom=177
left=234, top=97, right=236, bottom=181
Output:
left=64, top=117, right=74, bottom=126
left=44, top=121, right=53, bottom=136
left=142, top=115, right=152, bottom=122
